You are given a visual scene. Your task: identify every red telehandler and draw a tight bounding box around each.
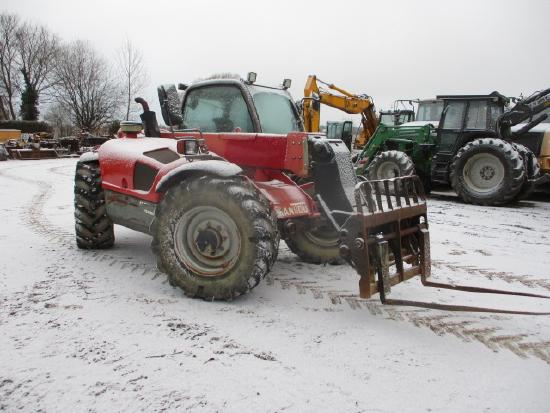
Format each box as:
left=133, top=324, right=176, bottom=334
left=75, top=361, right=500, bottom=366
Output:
left=74, top=73, right=549, bottom=314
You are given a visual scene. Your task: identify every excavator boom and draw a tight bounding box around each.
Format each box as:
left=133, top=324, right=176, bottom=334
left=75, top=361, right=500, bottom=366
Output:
left=303, top=75, right=378, bottom=148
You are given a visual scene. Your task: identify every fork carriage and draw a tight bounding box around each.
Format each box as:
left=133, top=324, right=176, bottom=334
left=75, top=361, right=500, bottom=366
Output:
left=338, top=176, right=430, bottom=300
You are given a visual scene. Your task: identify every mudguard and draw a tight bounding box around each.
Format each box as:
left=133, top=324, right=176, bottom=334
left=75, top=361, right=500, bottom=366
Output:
left=155, top=160, right=243, bottom=193
left=78, top=151, right=99, bottom=163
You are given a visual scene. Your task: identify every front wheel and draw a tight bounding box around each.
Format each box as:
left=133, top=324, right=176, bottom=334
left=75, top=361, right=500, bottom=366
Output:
left=365, top=150, right=415, bottom=180
left=284, top=223, right=343, bottom=264
left=74, top=159, right=114, bottom=249
left=154, top=176, right=279, bottom=300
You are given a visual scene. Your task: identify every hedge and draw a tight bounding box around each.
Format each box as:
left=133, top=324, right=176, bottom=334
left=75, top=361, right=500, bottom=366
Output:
left=0, top=120, right=52, bottom=133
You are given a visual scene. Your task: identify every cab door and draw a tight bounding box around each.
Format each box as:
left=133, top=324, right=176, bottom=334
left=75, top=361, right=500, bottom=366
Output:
left=436, top=100, right=467, bottom=154
left=431, top=100, right=467, bottom=183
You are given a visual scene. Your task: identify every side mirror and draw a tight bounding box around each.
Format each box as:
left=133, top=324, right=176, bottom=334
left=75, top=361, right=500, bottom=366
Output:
left=157, top=84, right=183, bottom=127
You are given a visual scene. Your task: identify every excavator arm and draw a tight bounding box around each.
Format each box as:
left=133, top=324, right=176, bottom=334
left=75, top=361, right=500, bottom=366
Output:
left=303, top=75, right=378, bottom=148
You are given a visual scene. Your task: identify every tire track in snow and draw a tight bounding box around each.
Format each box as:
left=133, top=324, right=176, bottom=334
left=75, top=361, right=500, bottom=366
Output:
left=266, top=267, right=550, bottom=364
left=432, top=260, right=550, bottom=292
left=2, top=162, right=550, bottom=364
left=0, top=163, right=164, bottom=279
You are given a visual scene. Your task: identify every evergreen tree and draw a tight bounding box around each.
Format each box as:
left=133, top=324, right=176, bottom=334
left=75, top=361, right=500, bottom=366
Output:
left=20, top=70, right=39, bottom=120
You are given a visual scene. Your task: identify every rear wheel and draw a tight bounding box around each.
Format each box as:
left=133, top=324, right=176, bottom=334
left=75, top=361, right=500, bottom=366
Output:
left=74, top=159, right=114, bottom=249
left=450, top=138, right=524, bottom=205
left=154, top=176, right=278, bottom=300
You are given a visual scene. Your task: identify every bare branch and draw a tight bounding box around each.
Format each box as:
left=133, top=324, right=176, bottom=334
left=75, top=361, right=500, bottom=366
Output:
left=15, top=21, right=59, bottom=94
left=52, top=40, right=122, bottom=132
left=116, top=38, right=148, bottom=120
left=0, top=13, right=21, bottom=119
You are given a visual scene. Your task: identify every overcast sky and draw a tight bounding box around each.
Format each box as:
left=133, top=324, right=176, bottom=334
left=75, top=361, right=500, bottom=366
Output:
left=3, top=0, right=550, bottom=125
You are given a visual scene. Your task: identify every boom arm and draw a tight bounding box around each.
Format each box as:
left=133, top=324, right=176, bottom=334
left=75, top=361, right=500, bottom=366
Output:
left=303, top=75, right=378, bottom=148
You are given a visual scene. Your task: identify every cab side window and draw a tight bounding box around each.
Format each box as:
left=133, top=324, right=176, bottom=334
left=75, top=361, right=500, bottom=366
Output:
left=442, top=101, right=467, bottom=129
left=465, top=101, right=488, bottom=129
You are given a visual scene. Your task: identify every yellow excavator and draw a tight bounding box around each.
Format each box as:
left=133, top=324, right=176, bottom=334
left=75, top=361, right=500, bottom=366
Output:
left=302, top=75, right=378, bottom=149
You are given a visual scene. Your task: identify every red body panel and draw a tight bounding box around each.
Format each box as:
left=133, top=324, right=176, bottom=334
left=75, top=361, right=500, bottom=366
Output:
left=159, top=131, right=309, bottom=177
left=98, top=134, right=316, bottom=219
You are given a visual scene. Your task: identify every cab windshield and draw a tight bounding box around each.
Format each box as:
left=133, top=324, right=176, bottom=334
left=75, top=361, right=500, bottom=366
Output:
left=379, top=113, right=395, bottom=126
left=249, top=85, right=302, bottom=134
left=417, top=101, right=444, bottom=122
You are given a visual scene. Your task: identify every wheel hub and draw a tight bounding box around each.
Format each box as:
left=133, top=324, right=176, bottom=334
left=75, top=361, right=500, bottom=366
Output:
left=174, top=207, right=241, bottom=277
left=479, top=165, right=496, bottom=181
left=193, top=222, right=230, bottom=259
left=463, top=153, right=505, bottom=193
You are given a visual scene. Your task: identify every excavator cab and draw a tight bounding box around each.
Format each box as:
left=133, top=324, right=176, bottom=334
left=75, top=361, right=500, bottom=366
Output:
left=326, top=120, right=353, bottom=149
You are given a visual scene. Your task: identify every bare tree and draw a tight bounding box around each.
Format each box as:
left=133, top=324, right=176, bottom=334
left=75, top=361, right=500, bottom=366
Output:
left=53, top=40, right=121, bottom=132
left=15, top=21, right=59, bottom=119
left=0, top=13, right=21, bottom=120
left=43, top=102, right=73, bottom=138
left=116, top=38, right=148, bottom=120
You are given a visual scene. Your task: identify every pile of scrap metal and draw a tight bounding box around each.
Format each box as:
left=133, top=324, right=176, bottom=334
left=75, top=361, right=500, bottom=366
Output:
left=5, top=133, right=60, bottom=160
left=77, top=132, right=112, bottom=153
left=0, top=130, right=112, bottom=159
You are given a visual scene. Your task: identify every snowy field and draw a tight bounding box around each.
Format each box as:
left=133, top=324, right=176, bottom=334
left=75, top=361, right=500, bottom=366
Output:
left=1, top=158, right=550, bottom=412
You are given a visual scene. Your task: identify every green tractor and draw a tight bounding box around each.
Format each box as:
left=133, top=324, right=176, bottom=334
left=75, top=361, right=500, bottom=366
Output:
left=378, top=109, right=415, bottom=126
left=355, top=91, right=549, bottom=205
left=378, top=99, right=418, bottom=126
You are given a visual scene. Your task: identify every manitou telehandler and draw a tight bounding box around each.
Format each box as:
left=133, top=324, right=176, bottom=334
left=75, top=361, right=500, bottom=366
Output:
left=74, top=73, right=549, bottom=314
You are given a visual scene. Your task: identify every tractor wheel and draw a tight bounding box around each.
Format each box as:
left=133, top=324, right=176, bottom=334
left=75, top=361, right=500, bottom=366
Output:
left=366, top=150, right=415, bottom=180
left=153, top=176, right=279, bottom=300
left=450, top=138, right=524, bottom=205
left=74, top=159, right=114, bottom=249
left=511, top=143, right=540, bottom=200
left=284, top=223, right=343, bottom=264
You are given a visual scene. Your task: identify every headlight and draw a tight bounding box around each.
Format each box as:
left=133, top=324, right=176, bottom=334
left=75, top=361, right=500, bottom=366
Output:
left=177, top=138, right=199, bottom=155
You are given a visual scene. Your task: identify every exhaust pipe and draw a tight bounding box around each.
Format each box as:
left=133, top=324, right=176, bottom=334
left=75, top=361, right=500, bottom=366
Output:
left=135, top=97, right=161, bottom=138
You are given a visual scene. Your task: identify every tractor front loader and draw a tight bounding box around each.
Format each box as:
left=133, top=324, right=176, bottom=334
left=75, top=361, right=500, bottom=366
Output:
left=74, top=73, right=549, bottom=314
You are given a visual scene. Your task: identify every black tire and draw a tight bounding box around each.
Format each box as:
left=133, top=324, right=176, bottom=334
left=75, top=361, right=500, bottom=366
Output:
left=512, top=143, right=540, bottom=179
left=418, top=172, right=432, bottom=195
left=450, top=138, right=524, bottom=206
left=366, top=150, right=415, bottom=180
left=153, top=175, right=279, bottom=300
left=284, top=223, right=343, bottom=265
left=511, top=143, right=540, bottom=200
left=74, top=159, right=115, bottom=249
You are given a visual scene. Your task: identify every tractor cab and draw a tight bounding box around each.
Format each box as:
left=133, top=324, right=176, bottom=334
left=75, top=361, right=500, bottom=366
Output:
left=379, top=99, right=417, bottom=126
left=379, top=109, right=415, bottom=126
left=431, top=92, right=509, bottom=182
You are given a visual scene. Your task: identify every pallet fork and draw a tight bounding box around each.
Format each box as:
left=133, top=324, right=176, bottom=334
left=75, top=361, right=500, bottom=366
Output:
left=334, top=176, right=550, bottom=315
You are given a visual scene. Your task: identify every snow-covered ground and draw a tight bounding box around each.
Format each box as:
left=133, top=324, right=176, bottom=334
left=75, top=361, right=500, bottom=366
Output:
left=1, top=158, right=549, bottom=412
